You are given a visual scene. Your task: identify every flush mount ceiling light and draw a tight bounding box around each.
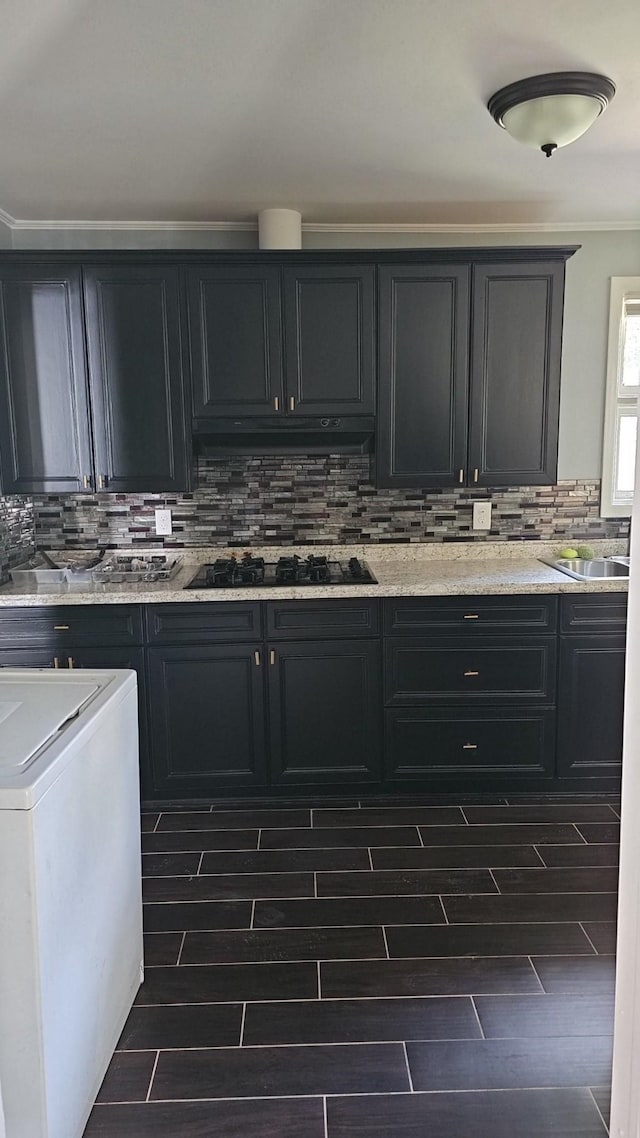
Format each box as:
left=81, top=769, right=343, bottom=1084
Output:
left=488, top=71, right=616, bottom=157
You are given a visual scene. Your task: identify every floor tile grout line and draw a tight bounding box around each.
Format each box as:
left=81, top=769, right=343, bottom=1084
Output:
left=323, top=1094, right=329, bottom=1138
left=417, top=827, right=425, bottom=847
left=139, top=944, right=617, bottom=968
left=532, top=845, right=548, bottom=867
left=175, top=931, right=187, bottom=966
left=153, top=813, right=161, bottom=833
left=439, top=895, right=449, bottom=925
left=367, top=848, right=374, bottom=871
left=459, top=807, right=470, bottom=825
left=196, top=852, right=205, bottom=876
left=256, top=829, right=262, bottom=851
left=314, top=872, right=318, bottom=898
left=317, top=960, right=322, bottom=1000
left=239, top=1002, right=247, bottom=1046
left=469, top=995, right=485, bottom=1038
left=588, top=1087, right=610, bottom=1135
left=381, top=926, right=391, bottom=960
left=579, top=922, right=601, bottom=955
left=488, top=868, right=501, bottom=894
left=249, top=899, right=256, bottom=931
left=573, top=823, right=590, bottom=845
left=144, top=1050, right=161, bottom=1103
left=607, top=803, right=620, bottom=820
left=402, top=1041, right=415, bottom=1092
left=527, top=955, right=547, bottom=993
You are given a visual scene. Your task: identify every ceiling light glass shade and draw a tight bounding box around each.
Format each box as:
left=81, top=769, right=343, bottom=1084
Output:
left=488, top=72, right=615, bottom=157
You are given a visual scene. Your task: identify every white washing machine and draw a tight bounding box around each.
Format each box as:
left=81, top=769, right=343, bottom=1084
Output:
left=0, top=669, right=143, bottom=1138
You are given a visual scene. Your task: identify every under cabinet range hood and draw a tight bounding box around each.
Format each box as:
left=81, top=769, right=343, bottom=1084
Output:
left=193, top=416, right=375, bottom=456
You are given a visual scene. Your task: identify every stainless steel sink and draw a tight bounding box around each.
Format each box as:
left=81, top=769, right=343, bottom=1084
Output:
left=543, top=557, right=630, bottom=581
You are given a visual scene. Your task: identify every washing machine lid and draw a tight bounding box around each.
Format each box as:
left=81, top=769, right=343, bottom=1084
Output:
left=0, top=676, right=99, bottom=775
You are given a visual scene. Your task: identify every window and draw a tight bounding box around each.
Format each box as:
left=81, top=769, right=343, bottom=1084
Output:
left=601, top=277, right=640, bottom=517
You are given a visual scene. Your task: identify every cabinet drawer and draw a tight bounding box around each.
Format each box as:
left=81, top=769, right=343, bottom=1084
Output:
left=266, top=599, right=379, bottom=639
left=145, top=602, right=262, bottom=644
left=560, top=594, right=628, bottom=634
left=384, top=596, right=557, bottom=636
left=0, top=605, right=143, bottom=647
left=385, top=638, right=556, bottom=705
left=385, top=707, right=555, bottom=779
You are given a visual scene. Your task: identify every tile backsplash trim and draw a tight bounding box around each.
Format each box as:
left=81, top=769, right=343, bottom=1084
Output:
left=0, top=496, right=35, bottom=583
left=32, top=456, right=628, bottom=550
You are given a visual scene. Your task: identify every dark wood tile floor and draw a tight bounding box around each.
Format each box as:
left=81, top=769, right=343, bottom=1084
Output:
left=83, top=797, right=619, bottom=1137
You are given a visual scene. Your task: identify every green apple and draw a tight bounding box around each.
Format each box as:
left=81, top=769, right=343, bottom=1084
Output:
left=559, top=547, right=579, bottom=559
left=575, top=544, right=595, bottom=560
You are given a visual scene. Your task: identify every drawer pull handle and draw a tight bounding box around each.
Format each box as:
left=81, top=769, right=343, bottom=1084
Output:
left=68, top=657, right=74, bottom=669
left=254, top=650, right=261, bottom=666
left=82, top=474, right=91, bottom=490
left=269, top=650, right=276, bottom=666
left=54, top=625, right=70, bottom=631
left=53, top=657, right=60, bottom=669
left=463, top=614, right=479, bottom=620
left=462, top=742, right=478, bottom=750
left=464, top=669, right=479, bottom=677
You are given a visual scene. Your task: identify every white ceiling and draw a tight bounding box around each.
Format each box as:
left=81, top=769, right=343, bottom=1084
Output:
left=1, top=0, right=639, bottom=228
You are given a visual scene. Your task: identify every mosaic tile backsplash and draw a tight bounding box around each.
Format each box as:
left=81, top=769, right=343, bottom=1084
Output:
left=30, top=456, right=628, bottom=550
left=0, top=496, right=35, bottom=584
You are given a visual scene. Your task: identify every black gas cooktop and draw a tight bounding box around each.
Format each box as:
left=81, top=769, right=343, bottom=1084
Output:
left=185, top=554, right=377, bottom=589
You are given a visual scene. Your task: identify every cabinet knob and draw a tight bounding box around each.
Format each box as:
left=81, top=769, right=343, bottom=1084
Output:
left=269, top=649, right=276, bottom=666
left=289, top=396, right=296, bottom=411
left=273, top=397, right=279, bottom=411
left=68, top=657, right=75, bottom=669
left=462, top=742, right=478, bottom=750
left=458, top=469, right=464, bottom=483
left=473, top=469, right=479, bottom=483
left=463, top=669, right=480, bottom=677
left=254, top=650, right=261, bottom=666
left=53, top=657, right=60, bottom=669
left=98, top=474, right=107, bottom=490
left=82, top=474, right=92, bottom=490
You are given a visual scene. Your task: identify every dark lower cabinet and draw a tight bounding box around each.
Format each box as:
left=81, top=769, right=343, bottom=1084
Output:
left=268, top=640, right=382, bottom=785
left=385, top=707, right=556, bottom=780
left=384, top=638, right=556, bottom=705
left=147, top=644, right=267, bottom=796
left=557, top=635, right=626, bottom=778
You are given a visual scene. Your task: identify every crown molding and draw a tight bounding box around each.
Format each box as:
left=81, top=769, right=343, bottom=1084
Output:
left=0, top=207, right=638, bottom=234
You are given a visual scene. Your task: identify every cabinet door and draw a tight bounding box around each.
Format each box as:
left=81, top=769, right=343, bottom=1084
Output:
left=148, top=644, right=267, bottom=797
left=376, top=265, right=469, bottom=487
left=0, top=264, right=93, bottom=493
left=283, top=265, right=375, bottom=415
left=469, top=262, right=564, bottom=486
left=83, top=263, right=189, bottom=493
left=187, top=265, right=283, bottom=418
left=269, top=640, right=381, bottom=785
left=557, top=635, right=625, bottom=779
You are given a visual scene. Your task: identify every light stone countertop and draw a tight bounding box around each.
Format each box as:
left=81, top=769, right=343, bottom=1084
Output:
left=0, top=541, right=629, bottom=606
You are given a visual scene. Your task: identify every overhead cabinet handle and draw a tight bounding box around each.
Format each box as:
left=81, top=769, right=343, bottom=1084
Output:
left=254, top=650, right=261, bottom=666
left=83, top=474, right=91, bottom=490
left=273, top=397, right=279, bottom=411
left=269, top=650, right=276, bottom=665
left=458, top=469, right=464, bottom=483
left=473, top=469, right=479, bottom=483
left=463, top=614, right=479, bottom=620
left=289, top=396, right=295, bottom=411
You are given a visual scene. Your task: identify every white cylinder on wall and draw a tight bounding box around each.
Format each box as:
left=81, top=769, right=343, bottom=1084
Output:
left=258, top=209, right=302, bottom=250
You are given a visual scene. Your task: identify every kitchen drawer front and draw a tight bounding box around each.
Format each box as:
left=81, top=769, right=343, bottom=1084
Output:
left=384, top=595, right=557, bottom=636
left=0, top=605, right=143, bottom=647
left=145, top=602, right=262, bottom=644
left=384, top=637, right=556, bottom=705
left=266, top=599, right=379, bottom=640
left=560, top=593, right=628, bottom=634
left=385, top=707, right=556, bottom=779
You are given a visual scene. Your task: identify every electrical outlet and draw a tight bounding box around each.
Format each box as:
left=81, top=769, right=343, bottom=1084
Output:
left=154, top=508, right=172, bottom=536
left=472, top=501, right=492, bottom=530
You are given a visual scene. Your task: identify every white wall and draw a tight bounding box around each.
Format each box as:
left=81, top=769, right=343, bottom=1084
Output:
left=10, top=224, right=640, bottom=480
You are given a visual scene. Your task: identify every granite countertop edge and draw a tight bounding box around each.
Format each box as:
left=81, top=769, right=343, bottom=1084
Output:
left=0, top=555, right=629, bottom=606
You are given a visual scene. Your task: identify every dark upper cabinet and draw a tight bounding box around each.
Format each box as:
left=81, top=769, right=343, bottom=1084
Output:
left=83, top=264, right=190, bottom=492
left=268, top=639, right=382, bottom=785
left=376, top=253, right=571, bottom=488
left=376, top=265, right=470, bottom=487
left=0, top=264, right=93, bottom=494
left=187, top=265, right=283, bottom=418
left=469, top=262, right=564, bottom=486
left=282, top=265, right=375, bottom=415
